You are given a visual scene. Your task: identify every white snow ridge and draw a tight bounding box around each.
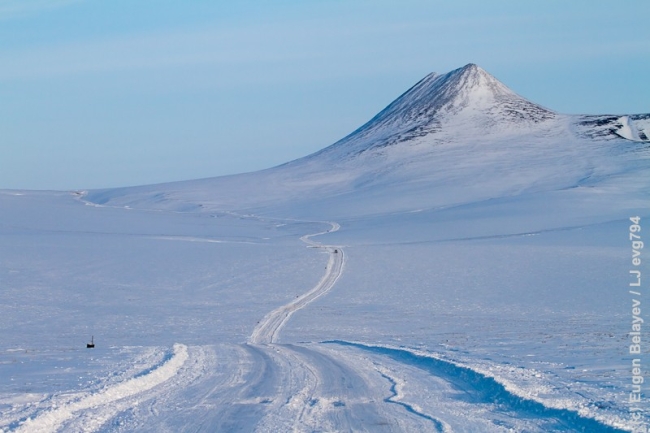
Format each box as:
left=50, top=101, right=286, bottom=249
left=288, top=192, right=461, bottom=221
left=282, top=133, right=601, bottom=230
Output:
left=1, top=64, right=648, bottom=432
left=14, top=344, right=188, bottom=433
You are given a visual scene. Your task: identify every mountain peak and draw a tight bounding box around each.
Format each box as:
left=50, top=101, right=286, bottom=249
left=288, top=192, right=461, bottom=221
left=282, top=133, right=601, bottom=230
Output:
left=452, top=63, right=488, bottom=84
left=457, top=62, right=482, bottom=75
left=431, top=63, right=520, bottom=111
left=455, top=63, right=486, bottom=81
left=319, top=64, right=556, bottom=157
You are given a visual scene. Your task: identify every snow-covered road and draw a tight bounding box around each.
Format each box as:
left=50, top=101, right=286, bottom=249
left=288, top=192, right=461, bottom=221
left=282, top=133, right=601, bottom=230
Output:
left=250, top=221, right=344, bottom=344
left=0, top=195, right=639, bottom=432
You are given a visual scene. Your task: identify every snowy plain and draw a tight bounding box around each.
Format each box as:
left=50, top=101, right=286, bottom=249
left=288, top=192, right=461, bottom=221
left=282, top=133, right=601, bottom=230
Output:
left=1, top=64, right=649, bottom=432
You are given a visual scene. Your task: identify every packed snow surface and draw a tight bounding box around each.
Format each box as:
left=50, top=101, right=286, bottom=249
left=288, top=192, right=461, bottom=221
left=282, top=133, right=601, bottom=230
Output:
left=1, top=64, right=649, bottom=432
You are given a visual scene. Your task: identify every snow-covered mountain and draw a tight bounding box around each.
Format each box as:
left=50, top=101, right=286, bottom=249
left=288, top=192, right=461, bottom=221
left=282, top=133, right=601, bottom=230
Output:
left=85, top=63, right=649, bottom=222
left=310, top=63, right=556, bottom=158
left=312, top=62, right=648, bottom=158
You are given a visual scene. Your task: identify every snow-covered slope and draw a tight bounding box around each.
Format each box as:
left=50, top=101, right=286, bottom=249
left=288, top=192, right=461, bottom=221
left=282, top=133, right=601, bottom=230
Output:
left=84, top=64, right=649, bottom=222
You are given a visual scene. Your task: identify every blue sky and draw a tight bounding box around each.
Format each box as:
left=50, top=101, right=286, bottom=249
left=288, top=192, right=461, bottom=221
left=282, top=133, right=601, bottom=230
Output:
left=2, top=0, right=649, bottom=190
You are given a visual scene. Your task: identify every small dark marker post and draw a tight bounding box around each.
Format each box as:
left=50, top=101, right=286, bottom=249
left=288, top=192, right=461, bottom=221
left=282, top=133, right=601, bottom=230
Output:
left=87, top=336, right=95, bottom=348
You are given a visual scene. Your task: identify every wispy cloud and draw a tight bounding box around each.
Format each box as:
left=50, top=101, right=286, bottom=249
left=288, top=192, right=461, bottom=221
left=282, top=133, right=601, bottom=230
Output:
left=0, top=18, right=425, bottom=82
left=1, top=4, right=647, bottom=85
left=0, top=12, right=530, bottom=83
left=0, top=25, right=313, bottom=81
left=0, top=0, right=84, bottom=20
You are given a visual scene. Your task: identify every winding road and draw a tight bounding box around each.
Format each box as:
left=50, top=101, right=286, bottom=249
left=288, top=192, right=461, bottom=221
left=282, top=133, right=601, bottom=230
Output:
left=3, top=201, right=633, bottom=432
left=249, top=221, right=344, bottom=345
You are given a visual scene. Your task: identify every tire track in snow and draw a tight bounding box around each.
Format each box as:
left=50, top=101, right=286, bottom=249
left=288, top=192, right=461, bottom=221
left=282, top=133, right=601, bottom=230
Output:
left=278, top=344, right=392, bottom=432
left=244, top=221, right=365, bottom=430
left=249, top=221, right=344, bottom=345
left=14, top=344, right=188, bottom=433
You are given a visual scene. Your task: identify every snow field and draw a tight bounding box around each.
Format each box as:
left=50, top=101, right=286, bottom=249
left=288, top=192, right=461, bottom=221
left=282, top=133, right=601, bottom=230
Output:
left=2, top=63, right=649, bottom=431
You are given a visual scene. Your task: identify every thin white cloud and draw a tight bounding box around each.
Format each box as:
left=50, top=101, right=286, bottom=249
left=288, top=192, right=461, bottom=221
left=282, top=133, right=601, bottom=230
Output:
left=0, top=14, right=523, bottom=82
left=0, top=0, right=84, bottom=19
left=0, top=21, right=385, bottom=82
left=0, top=8, right=647, bottom=84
